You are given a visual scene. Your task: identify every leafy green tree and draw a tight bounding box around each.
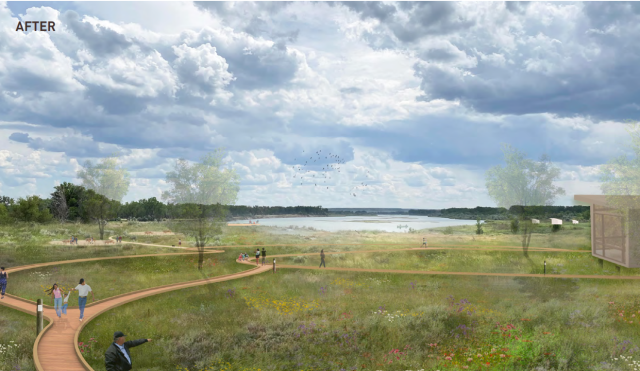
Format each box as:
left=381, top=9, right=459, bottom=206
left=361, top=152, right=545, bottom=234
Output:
left=485, top=144, right=565, bottom=257
left=0, top=203, right=10, bottom=224
left=162, top=149, right=240, bottom=270
left=84, top=190, right=118, bottom=239
left=0, top=196, right=14, bottom=208
left=50, top=182, right=86, bottom=221
left=12, top=196, right=52, bottom=223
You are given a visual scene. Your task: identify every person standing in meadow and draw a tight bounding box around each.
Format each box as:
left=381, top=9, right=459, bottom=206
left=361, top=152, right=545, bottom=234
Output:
left=261, top=248, right=266, bottom=266
left=73, top=278, right=94, bottom=322
left=255, top=248, right=260, bottom=266
left=178, top=238, right=182, bottom=247
left=46, top=283, right=65, bottom=319
left=422, top=237, right=428, bottom=248
left=319, top=250, right=326, bottom=268
left=0, top=267, right=7, bottom=299
left=105, top=331, right=152, bottom=371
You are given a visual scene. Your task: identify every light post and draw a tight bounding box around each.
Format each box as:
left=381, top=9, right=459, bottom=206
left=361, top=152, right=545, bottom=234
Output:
left=36, top=299, right=43, bottom=335
left=273, top=258, right=276, bottom=273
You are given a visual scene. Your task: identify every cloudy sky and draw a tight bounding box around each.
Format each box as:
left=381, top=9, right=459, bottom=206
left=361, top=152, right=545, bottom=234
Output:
left=1, top=1, right=638, bottom=208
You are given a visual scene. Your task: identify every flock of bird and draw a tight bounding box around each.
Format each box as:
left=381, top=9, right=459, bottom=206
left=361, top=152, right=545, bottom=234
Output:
left=292, top=149, right=370, bottom=197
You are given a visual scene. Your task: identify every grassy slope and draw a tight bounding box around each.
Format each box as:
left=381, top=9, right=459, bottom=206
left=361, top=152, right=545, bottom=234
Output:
left=8, top=254, right=252, bottom=306
left=0, top=305, right=49, bottom=371
left=80, top=268, right=638, bottom=371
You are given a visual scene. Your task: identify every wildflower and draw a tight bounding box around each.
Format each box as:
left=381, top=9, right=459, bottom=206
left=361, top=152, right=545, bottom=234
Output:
left=467, top=358, right=473, bottom=362
left=500, top=354, right=506, bottom=358
left=445, top=356, right=452, bottom=361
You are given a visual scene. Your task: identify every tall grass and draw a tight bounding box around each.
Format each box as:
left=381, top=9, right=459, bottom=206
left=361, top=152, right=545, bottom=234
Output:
left=8, top=255, right=252, bottom=306
left=80, top=268, right=640, bottom=370
left=0, top=305, right=48, bottom=371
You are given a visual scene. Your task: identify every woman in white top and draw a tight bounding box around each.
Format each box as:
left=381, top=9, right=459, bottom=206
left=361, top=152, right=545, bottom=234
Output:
left=72, top=278, right=94, bottom=321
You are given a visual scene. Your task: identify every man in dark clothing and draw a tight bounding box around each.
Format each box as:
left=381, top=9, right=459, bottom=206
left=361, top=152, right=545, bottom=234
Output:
left=261, top=248, right=266, bottom=266
left=105, top=331, right=152, bottom=371
left=319, top=249, right=326, bottom=268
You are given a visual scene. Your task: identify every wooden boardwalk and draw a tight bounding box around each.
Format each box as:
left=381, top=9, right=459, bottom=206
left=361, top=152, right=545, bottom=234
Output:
left=2, top=264, right=270, bottom=371
left=0, top=241, right=605, bottom=371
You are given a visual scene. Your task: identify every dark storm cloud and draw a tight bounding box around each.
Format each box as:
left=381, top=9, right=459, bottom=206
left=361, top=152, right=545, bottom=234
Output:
left=61, top=10, right=133, bottom=56
left=26, top=135, right=122, bottom=158
left=339, top=1, right=397, bottom=22
left=9, top=132, right=30, bottom=143
left=336, top=1, right=474, bottom=43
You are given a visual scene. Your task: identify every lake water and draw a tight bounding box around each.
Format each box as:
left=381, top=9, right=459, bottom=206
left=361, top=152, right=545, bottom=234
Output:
left=232, top=215, right=479, bottom=233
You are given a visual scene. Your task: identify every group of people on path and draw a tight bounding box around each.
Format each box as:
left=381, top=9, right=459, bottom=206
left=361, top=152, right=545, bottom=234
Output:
left=43, top=278, right=94, bottom=321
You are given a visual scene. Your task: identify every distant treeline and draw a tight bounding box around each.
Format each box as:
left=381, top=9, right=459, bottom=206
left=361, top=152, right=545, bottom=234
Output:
left=408, top=205, right=591, bottom=221
left=0, top=185, right=329, bottom=224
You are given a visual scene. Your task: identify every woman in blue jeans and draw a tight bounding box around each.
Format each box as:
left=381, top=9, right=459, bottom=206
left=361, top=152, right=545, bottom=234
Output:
left=46, top=283, right=64, bottom=319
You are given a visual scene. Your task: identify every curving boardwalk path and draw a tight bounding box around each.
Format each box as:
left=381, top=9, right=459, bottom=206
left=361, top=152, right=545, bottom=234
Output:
left=2, top=262, right=270, bottom=371
left=0, top=241, right=609, bottom=371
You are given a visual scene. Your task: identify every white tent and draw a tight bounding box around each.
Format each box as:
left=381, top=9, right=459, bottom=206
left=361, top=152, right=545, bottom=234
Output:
left=531, top=219, right=540, bottom=224
left=572, top=220, right=579, bottom=224
left=550, top=218, right=563, bottom=225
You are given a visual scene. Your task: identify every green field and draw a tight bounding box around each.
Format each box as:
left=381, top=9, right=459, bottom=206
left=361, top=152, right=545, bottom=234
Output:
left=8, top=254, right=252, bottom=306
left=277, top=249, right=637, bottom=276
left=0, top=305, right=48, bottom=371
left=79, top=268, right=640, bottom=371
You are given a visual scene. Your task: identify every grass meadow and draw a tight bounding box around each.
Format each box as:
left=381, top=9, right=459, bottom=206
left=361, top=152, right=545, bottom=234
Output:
left=79, top=268, right=640, bottom=371
left=6, top=218, right=638, bottom=371
left=0, top=305, right=48, bottom=371
left=277, top=249, right=639, bottom=276
left=8, top=254, right=252, bottom=306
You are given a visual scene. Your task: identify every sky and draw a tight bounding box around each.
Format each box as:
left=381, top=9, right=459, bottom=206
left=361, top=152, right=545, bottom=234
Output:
left=1, top=1, right=639, bottom=208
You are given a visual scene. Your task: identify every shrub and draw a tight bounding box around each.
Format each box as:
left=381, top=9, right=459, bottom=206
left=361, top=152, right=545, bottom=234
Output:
left=510, top=218, right=520, bottom=233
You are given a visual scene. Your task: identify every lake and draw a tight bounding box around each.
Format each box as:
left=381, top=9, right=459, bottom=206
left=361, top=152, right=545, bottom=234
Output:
left=232, top=215, right=480, bottom=233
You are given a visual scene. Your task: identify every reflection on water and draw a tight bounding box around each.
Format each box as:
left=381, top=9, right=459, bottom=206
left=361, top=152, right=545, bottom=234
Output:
left=233, top=215, right=479, bottom=233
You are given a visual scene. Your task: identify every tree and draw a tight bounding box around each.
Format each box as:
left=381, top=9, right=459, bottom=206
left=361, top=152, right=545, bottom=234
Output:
left=485, top=144, right=565, bottom=257
left=0, top=203, right=10, bottom=224
left=50, top=186, right=69, bottom=222
left=77, top=155, right=130, bottom=202
left=12, top=196, right=53, bottom=223
left=0, top=196, right=14, bottom=208
left=475, top=217, right=484, bottom=234
left=162, top=149, right=240, bottom=270
left=84, top=190, right=118, bottom=239
left=77, top=155, right=129, bottom=238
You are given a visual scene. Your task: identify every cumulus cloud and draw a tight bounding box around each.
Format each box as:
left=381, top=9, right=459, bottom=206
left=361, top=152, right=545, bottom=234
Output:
left=0, top=1, right=634, bottom=207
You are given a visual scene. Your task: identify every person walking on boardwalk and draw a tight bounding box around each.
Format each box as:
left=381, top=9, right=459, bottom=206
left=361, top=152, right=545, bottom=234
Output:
left=255, top=248, right=261, bottom=266
left=261, top=248, right=266, bottom=266
left=73, top=278, right=94, bottom=321
left=105, top=331, right=152, bottom=371
left=46, top=283, right=65, bottom=319
left=319, top=249, right=326, bottom=268
left=0, top=267, right=7, bottom=299
left=62, top=290, right=70, bottom=316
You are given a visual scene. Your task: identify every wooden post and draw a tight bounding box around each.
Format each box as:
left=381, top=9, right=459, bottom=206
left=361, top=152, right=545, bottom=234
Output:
left=36, top=299, right=43, bottom=335
left=273, top=259, right=276, bottom=273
